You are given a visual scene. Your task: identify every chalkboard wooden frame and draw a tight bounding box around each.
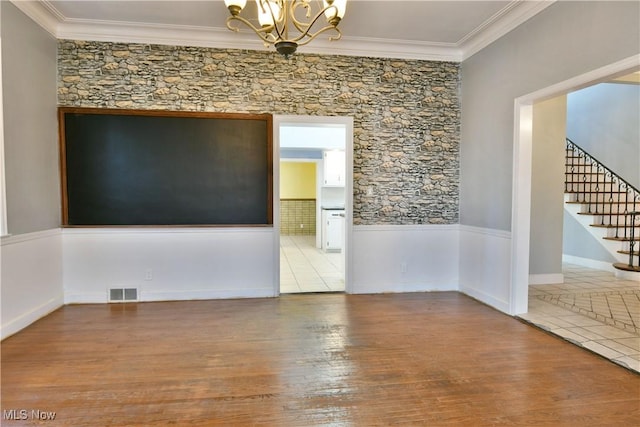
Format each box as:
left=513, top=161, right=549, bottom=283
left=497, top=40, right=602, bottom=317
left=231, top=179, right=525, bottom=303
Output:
left=58, top=107, right=273, bottom=227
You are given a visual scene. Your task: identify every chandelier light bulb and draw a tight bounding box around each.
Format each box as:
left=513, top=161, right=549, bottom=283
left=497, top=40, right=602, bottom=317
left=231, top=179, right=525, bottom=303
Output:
left=256, top=0, right=281, bottom=28
left=323, top=0, right=346, bottom=25
left=224, top=0, right=247, bottom=16
left=225, top=0, right=347, bottom=57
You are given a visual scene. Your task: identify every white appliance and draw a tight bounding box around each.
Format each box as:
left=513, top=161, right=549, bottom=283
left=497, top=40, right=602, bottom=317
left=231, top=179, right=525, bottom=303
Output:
left=321, top=208, right=345, bottom=252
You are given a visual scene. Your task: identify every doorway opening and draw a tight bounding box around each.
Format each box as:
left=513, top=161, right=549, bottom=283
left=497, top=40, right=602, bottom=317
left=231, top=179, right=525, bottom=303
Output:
left=511, top=55, right=639, bottom=315
left=273, top=116, right=353, bottom=294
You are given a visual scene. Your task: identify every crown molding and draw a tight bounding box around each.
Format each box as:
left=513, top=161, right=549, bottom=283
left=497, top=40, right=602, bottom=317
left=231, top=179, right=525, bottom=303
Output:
left=12, top=0, right=554, bottom=62
left=10, top=0, right=60, bottom=37
left=460, top=0, right=557, bottom=60
left=53, top=18, right=463, bottom=61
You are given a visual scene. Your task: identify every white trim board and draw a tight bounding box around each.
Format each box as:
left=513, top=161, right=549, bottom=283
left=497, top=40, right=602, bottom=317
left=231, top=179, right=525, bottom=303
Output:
left=0, top=37, right=7, bottom=237
left=562, top=254, right=616, bottom=273
left=62, top=227, right=278, bottom=304
left=1, top=228, right=60, bottom=245
left=12, top=0, right=555, bottom=62
left=351, top=224, right=459, bottom=295
left=528, top=274, right=564, bottom=285
left=273, top=115, right=354, bottom=295
left=562, top=254, right=640, bottom=282
left=1, top=228, right=64, bottom=340
left=458, top=225, right=512, bottom=314
left=1, top=295, right=63, bottom=340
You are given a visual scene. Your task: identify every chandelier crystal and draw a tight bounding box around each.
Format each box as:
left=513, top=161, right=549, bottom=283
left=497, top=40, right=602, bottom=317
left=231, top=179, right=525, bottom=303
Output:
left=224, top=0, right=347, bottom=57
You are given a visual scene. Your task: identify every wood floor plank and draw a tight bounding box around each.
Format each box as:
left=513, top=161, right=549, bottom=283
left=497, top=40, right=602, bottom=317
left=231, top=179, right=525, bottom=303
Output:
left=1, top=292, right=638, bottom=426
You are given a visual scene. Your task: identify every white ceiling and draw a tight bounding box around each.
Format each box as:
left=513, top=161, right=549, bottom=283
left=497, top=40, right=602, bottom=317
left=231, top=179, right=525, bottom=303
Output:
left=12, top=0, right=556, bottom=61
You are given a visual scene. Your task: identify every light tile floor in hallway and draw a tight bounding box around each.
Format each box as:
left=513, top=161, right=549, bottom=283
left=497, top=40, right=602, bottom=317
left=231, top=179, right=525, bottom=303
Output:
left=280, top=235, right=344, bottom=293
left=519, top=263, right=640, bottom=373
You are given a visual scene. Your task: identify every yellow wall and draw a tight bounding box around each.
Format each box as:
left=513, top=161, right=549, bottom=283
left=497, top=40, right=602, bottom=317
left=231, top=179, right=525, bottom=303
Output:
left=280, top=162, right=316, bottom=199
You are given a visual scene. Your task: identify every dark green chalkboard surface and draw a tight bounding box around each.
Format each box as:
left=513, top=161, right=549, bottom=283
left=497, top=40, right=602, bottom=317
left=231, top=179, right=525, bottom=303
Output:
left=59, top=108, right=272, bottom=226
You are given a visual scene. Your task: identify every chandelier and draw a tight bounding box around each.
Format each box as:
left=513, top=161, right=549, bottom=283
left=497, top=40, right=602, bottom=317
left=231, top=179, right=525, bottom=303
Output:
left=223, top=0, right=347, bottom=57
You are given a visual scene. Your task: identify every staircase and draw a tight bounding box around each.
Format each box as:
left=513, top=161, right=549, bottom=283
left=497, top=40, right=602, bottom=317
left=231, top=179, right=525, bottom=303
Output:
left=564, top=138, right=640, bottom=276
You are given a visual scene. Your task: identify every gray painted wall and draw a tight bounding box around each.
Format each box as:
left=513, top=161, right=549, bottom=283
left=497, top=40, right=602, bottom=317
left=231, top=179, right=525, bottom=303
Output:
left=460, top=1, right=640, bottom=231
left=2, top=2, right=59, bottom=235
left=562, top=211, right=617, bottom=263
left=530, top=96, right=566, bottom=275
left=567, top=82, right=640, bottom=188
left=564, top=83, right=639, bottom=265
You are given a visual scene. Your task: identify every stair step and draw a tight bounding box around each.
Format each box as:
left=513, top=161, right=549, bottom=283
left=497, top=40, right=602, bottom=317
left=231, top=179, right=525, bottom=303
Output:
left=565, top=190, right=628, bottom=196
left=565, top=171, right=605, bottom=174
left=577, top=212, right=635, bottom=216
left=564, top=168, right=605, bottom=175
left=589, top=224, right=638, bottom=229
left=613, top=263, right=640, bottom=273
left=565, top=181, right=617, bottom=185
left=603, top=236, right=640, bottom=242
left=565, top=200, right=634, bottom=206
left=618, top=250, right=640, bottom=256
left=566, top=143, right=640, bottom=275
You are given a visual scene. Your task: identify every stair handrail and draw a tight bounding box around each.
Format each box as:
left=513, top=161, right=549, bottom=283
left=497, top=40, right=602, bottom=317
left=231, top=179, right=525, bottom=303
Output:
left=566, top=138, right=639, bottom=271
left=629, top=211, right=638, bottom=268
left=566, top=138, right=639, bottom=196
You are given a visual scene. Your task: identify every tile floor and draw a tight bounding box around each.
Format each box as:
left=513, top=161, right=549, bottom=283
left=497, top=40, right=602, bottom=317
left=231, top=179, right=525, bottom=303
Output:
left=280, top=235, right=345, bottom=293
left=519, top=263, right=640, bottom=373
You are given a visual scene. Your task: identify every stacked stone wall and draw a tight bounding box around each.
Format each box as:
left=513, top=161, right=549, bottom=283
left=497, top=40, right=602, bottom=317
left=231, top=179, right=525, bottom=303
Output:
left=58, top=40, right=460, bottom=225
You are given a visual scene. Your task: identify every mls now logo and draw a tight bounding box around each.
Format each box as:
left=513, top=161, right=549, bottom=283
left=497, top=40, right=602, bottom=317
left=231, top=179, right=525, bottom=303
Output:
left=31, top=410, right=57, bottom=420
left=3, top=409, right=28, bottom=420
left=3, top=409, right=56, bottom=421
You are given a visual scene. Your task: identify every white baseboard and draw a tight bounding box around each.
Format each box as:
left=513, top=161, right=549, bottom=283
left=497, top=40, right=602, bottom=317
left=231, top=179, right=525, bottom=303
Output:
left=563, top=254, right=640, bottom=282
left=143, top=288, right=276, bottom=301
left=528, top=273, right=564, bottom=285
left=615, top=269, right=640, bottom=282
left=351, top=280, right=458, bottom=295
left=66, top=288, right=276, bottom=304
left=562, top=254, right=616, bottom=272
left=459, top=285, right=510, bottom=314
left=1, top=294, right=64, bottom=340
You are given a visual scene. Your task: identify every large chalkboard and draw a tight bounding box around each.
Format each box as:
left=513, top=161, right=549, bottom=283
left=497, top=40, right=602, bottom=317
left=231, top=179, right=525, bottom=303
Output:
left=59, top=108, right=273, bottom=226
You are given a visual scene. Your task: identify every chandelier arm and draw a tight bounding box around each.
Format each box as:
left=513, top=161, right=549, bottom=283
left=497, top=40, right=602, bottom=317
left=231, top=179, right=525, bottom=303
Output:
left=224, top=0, right=345, bottom=56
left=289, top=3, right=338, bottom=36
left=261, top=0, right=286, bottom=41
left=295, top=26, right=342, bottom=46
left=226, top=16, right=277, bottom=44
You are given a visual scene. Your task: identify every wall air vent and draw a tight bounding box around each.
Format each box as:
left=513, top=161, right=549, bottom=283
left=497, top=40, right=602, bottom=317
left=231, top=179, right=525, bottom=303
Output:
left=108, top=288, right=138, bottom=302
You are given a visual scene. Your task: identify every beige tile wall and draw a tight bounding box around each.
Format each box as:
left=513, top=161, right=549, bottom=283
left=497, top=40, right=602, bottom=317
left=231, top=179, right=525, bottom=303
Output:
left=280, top=199, right=316, bottom=235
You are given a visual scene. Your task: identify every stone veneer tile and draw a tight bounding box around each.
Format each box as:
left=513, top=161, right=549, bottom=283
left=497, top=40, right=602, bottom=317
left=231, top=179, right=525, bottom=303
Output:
left=57, top=40, right=460, bottom=226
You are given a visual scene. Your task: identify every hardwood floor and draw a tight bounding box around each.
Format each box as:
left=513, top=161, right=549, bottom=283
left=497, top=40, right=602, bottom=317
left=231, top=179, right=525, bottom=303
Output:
left=2, top=292, right=638, bottom=426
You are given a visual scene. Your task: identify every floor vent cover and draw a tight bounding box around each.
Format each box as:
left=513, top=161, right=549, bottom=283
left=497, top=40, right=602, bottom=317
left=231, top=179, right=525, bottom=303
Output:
left=109, top=288, right=138, bottom=302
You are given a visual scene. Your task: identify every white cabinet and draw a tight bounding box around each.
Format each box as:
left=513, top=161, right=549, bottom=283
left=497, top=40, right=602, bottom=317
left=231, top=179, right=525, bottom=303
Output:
left=323, top=150, right=345, bottom=186
left=322, top=210, right=344, bottom=251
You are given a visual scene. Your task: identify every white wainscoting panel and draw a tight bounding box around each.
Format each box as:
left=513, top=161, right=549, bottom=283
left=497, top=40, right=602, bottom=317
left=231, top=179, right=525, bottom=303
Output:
left=351, top=225, right=459, bottom=294
left=63, top=228, right=277, bottom=303
left=458, top=225, right=512, bottom=314
left=1, top=229, right=64, bottom=339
